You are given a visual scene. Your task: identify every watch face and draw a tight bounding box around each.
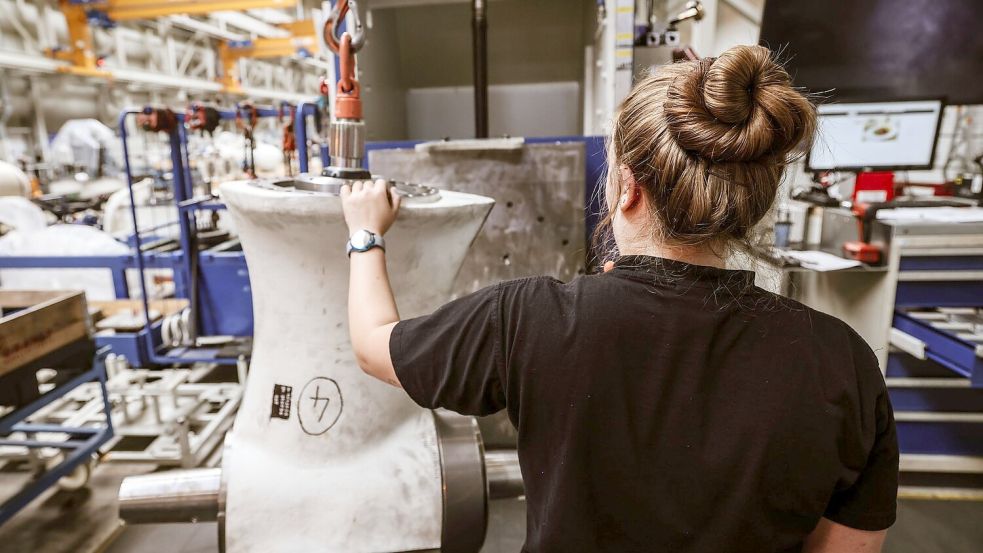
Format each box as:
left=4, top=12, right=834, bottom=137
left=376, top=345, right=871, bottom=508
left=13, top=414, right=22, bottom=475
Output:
left=350, top=230, right=374, bottom=249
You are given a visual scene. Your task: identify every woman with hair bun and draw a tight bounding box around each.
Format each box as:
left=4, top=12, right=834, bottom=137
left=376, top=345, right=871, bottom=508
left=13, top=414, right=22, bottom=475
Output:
left=342, top=44, right=897, bottom=552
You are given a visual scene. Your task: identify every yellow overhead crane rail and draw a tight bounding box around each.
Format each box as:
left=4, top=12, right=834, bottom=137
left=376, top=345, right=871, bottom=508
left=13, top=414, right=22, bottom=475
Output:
left=219, top=19, right=318, bottom=93
left=50, top=0, right=312, bottom=94
left=84, top=0, right=295, bottom=20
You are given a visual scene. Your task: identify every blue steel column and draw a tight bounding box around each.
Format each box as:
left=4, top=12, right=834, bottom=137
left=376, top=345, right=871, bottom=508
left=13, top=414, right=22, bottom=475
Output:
left=296, top=102, right=313, bottom=173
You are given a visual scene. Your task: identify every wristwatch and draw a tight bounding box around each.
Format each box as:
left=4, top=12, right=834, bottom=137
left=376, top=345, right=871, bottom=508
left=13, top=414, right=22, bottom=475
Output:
left=346, top=229, right=386, bottom=256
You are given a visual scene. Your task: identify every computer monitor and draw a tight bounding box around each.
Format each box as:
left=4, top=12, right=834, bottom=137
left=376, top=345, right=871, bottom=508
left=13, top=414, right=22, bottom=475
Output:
left=807, top=100, right=944, bottom=172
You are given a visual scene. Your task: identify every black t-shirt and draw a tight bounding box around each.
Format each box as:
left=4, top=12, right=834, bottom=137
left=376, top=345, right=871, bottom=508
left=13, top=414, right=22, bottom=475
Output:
left=391, top=255, right=898, bottom=553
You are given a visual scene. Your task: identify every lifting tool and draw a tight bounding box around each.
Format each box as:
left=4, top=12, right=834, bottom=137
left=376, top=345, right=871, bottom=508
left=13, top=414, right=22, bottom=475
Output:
left=320, top=0, right=370, bottom=181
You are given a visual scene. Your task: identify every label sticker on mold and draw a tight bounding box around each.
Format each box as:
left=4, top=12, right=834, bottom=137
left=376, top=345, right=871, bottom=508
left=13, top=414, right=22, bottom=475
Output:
left=297, top=377, right=343, bottom=436
left=271, top=384, right=293, bottom=420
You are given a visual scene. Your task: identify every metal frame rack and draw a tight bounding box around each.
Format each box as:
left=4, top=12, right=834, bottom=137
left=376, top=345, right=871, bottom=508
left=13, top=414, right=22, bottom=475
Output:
left=0, top=349, right=114, bottom=525
left=29, top=362, right=241, bottom=468
left=116, top=105, right=282, bottom=366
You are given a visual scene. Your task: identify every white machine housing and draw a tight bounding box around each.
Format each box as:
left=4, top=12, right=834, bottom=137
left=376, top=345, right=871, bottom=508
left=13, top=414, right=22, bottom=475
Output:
left=217, top=177, right=494, bottom=553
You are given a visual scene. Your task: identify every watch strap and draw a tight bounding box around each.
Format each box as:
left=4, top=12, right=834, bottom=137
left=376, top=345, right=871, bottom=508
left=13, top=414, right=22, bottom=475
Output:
left=346, top=230, right=385, bottom=256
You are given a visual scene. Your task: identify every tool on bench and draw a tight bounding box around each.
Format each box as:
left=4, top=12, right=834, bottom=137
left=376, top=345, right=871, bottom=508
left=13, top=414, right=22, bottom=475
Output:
left=845, top=199, right=972, bottom=265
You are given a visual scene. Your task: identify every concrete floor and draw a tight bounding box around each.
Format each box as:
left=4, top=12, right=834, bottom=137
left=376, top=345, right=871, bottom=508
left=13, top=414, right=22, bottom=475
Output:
left=104, top=498, right=529, bottom=553
left=0, top=461, right=152, bottom=553
left=103, top=497, right=983, bottom=553
left=3, top=462, right=983, bottom=552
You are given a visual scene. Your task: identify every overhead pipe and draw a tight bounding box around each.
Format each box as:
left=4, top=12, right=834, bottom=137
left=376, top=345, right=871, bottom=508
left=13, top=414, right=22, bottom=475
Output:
left=472, top=0, right=488, bottom=138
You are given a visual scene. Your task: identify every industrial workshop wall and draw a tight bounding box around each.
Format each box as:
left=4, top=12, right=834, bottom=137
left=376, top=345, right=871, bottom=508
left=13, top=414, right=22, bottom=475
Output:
left=359, top=0, right=597, bottom=141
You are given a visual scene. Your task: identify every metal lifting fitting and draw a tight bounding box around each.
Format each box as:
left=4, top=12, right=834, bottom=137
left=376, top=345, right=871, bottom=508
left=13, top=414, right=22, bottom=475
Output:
left=320, top=0, right=369, bottom=179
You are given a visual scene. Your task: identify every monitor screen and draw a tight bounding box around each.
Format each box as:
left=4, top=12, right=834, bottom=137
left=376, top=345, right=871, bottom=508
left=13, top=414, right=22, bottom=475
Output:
left=807, top=100, right=944, bottom=172
left=759, top=0, right=983, bottom=105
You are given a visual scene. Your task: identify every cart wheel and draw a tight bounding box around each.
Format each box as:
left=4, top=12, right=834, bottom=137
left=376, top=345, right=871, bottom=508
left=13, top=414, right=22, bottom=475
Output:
left=57, top=456, right=95, bottom=491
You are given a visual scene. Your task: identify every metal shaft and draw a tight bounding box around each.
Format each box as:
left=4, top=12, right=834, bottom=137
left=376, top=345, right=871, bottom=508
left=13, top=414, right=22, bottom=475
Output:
left=119, top=441, right=524, bottom=526
left=328, top=118, right=366, bottom=170
left=118, top=468, right=221, bottom=524
left=485, top=448, right=524, bottom=499
left=472, top=0, right=488, bottom=139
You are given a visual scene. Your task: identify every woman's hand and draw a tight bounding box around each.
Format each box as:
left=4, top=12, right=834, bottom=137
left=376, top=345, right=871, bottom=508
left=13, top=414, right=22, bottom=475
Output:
left=340, top=179, right=402, bottom=235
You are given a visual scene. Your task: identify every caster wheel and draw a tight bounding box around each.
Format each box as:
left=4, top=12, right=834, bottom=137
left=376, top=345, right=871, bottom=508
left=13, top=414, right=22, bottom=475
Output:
left=56, top=456, right=95, bottom=491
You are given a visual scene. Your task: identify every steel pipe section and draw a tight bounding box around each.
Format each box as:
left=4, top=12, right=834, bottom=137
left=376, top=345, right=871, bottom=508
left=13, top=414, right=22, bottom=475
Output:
left=435, top=411, right=488, bottom=553
left=118, top=468, right=222, bottom=524
left=327, top=118, right=366, bottom=169
left=118, top=433, right=526, bottom=548
left=485, top=449, right=524, bottom=500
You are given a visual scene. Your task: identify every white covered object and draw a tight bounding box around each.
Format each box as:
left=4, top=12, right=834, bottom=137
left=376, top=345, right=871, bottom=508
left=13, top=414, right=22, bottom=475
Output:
left=0, top=224, right=129, bottom=300
left=252, top=142, right=281, bottom=175
left=220, top=180, right=493, bottom=553
left=48, top=175, right=125, bottom=199
left=49, top=118, right=123, bottom=173
left=102, top=178, right=178, bottom=238
left=0, top=197, right=46, bottom=232
left=0, top=160, right=30, bottom=197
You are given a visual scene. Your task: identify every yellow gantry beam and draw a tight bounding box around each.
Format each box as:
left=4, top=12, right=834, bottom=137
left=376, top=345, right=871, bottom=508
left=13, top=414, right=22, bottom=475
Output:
left=219, top=20, right=317, bottom=93
left=54, top=1, right=107, bottom=76
left=51, top=0, right=311, bottom=92
left=98, top=0, right=295, bottom=21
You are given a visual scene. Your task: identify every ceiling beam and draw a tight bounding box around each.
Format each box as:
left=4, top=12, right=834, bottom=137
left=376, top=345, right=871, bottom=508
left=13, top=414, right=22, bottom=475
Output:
left=98, top=0, right=295, bottom=21
left=169, top=15, right=246, bottom=41
left=208, top=11, right=290, bottom=38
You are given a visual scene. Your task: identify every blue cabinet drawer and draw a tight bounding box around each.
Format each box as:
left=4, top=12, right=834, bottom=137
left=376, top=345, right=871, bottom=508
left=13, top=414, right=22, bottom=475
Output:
left=896, top=419, right=983, bottom=456
left=899, top=255, right=983, bottom=272
left=893, top=308, right=983, bottom=387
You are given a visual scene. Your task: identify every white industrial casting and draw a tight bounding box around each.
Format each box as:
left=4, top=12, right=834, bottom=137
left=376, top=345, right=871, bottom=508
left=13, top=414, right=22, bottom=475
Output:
left=119, top=175, right=528, bottom=552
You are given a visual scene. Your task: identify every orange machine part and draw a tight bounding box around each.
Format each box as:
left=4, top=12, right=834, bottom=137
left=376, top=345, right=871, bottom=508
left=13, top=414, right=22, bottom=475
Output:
left=335, top=34, right=362, bottom=120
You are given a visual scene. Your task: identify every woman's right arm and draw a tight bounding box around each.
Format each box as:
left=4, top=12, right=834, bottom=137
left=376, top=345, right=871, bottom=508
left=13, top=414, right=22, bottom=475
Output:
left=803, top=518, right=886, bottom=553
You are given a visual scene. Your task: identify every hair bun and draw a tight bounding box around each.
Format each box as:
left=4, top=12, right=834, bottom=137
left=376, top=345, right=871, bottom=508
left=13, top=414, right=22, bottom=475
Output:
left=664, top=45, right=815, bottom=163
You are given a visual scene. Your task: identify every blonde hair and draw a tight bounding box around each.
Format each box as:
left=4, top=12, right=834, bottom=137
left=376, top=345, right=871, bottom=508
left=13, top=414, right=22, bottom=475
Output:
left=600, top=45, right=816, bottom=254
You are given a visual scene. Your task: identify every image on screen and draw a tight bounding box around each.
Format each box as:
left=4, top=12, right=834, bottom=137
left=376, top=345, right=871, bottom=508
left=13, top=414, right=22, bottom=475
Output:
left=807, top=100, right=943, bottom=172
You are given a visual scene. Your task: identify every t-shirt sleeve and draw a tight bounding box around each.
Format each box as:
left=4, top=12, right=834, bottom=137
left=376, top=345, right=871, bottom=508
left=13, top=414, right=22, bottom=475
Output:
left=390, top=283, right=506, bottom=416
left=823, top=343, right=900, bottom=531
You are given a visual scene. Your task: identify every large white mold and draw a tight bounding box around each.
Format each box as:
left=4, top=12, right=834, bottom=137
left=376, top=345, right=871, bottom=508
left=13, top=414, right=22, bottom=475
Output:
left=219, top=179, right=494, bottom=553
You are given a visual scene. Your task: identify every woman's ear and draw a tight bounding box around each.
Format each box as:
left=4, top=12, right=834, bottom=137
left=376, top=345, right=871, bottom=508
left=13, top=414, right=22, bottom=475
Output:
left=618, top=166, right=641, bottom=213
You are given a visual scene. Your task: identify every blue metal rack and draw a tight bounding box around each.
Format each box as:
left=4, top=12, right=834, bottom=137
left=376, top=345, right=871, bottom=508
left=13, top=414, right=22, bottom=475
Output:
left=1, top=126, right=608, bottom=366
left=295, top=101, right=330, bottom=174
left=0, top=348, right=114, bottom=526
left=117, top=106, right=281, bottom=366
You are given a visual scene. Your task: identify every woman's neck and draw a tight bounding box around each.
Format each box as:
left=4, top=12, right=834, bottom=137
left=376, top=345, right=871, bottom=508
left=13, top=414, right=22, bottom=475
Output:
left=619, top=241, right=726, bottom=269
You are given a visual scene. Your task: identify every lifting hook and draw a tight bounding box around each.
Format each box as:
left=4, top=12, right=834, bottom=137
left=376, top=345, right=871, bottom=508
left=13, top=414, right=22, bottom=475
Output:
left=323, top=0, right=364, bottom=54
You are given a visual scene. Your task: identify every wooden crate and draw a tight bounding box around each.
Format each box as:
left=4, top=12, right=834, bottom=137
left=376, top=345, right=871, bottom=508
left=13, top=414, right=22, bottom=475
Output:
left=0, top=290, right=89, bottom=376
left=88, top=298, right=188, bottom=332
